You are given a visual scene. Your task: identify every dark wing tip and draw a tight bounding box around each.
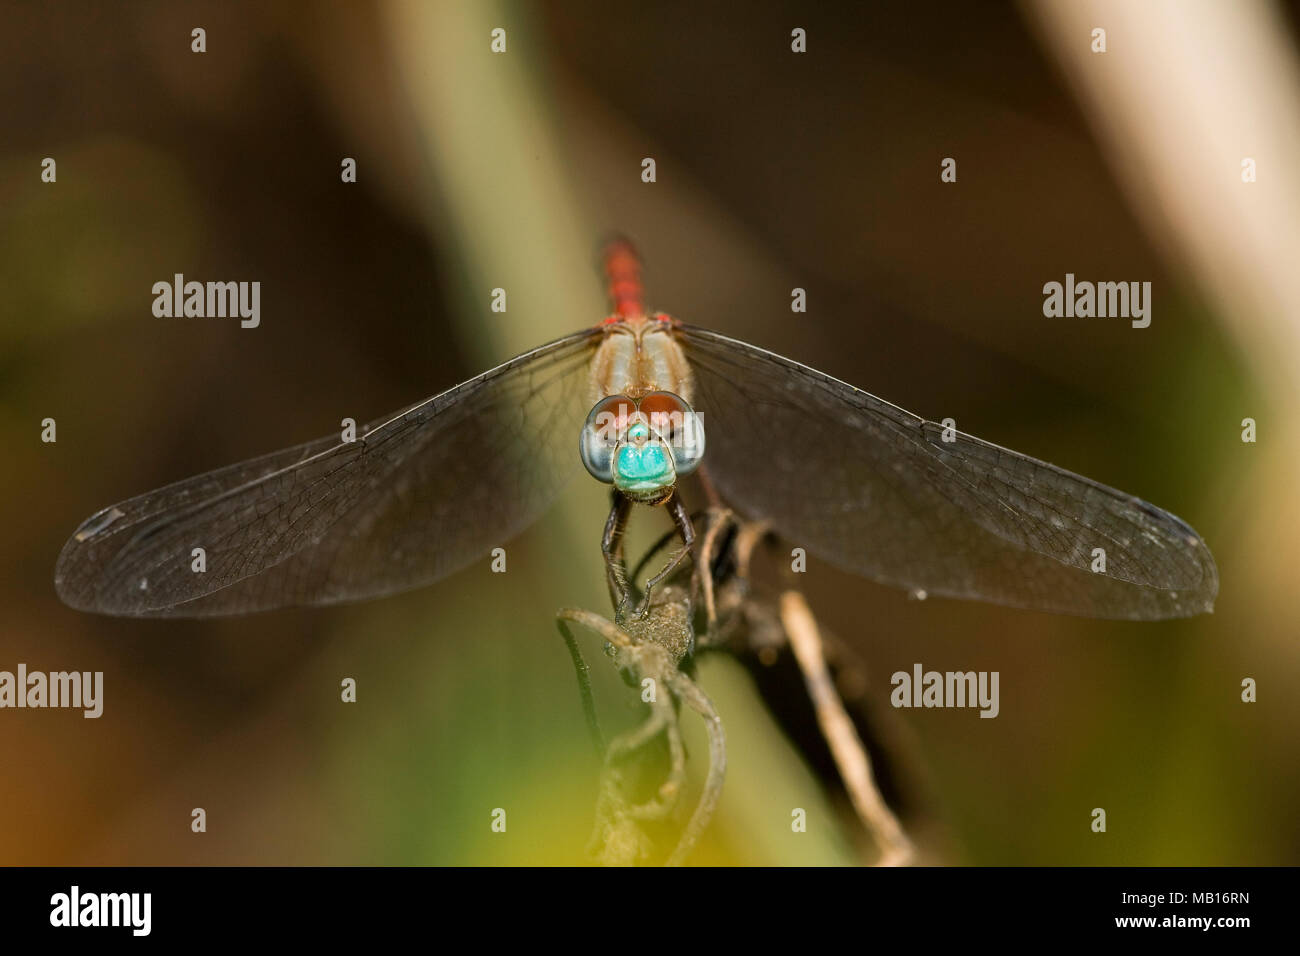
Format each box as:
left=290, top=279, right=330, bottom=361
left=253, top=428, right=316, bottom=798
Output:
left=54, top=506, right=160, bottom=616
left=1136, top=497, right=1219, bottom=618
left=1181, top=529, right=1219, bottom=617
left=53, top=530, right=99, bottom=614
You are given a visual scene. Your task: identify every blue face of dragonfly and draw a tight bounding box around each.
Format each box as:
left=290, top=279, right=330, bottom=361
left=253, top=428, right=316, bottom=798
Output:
left=580, top=392, right=706, bottom=504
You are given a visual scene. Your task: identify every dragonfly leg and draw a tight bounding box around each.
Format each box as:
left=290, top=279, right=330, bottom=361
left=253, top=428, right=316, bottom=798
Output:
left=626, top=493, right=695, bottom=623
left=601, top=492, right=634, bottom=615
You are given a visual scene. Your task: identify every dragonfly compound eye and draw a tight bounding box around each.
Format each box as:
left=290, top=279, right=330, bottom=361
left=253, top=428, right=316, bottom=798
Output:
left=639, top=391, right=705, bottom=477
left=580, top=395, right=637, bottom=483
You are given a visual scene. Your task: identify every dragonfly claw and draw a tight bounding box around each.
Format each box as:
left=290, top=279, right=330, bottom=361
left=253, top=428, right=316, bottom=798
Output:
left=615, top=592, right=651, bottom=625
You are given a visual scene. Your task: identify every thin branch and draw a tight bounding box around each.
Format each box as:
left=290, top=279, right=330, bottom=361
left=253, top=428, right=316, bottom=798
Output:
left=555, top=614, right=606, bottom=759
left=665, top=671, right=727, bottom=867
left=780, top=590, right=912, bottom=867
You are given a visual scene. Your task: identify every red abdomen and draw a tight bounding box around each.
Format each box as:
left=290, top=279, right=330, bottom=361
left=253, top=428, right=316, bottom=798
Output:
left=603, top=237, right=646, bottom=320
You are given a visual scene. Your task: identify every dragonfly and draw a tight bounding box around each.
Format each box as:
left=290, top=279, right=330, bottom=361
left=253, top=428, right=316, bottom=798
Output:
left=55, top=239, right=1218, bottom=621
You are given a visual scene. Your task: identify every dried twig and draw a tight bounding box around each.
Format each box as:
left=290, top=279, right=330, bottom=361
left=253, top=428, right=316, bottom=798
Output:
left=780, top=590, right=913, bottom=866
left=559, top=505, right=914, bottom=866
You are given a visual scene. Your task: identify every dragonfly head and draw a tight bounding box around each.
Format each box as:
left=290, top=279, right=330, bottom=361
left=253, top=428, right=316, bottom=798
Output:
left=580, top=392, right=706, bottom=505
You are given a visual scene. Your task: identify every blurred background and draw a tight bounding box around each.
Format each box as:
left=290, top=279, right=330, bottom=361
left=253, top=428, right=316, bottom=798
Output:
left=1, top=0, right=1297, bottom=865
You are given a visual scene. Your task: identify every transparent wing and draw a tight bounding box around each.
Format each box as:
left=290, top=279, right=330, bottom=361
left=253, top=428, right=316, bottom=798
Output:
left=678, top=325, right=1217, bottom=620
left=55, top=328, right=601, bottom=617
